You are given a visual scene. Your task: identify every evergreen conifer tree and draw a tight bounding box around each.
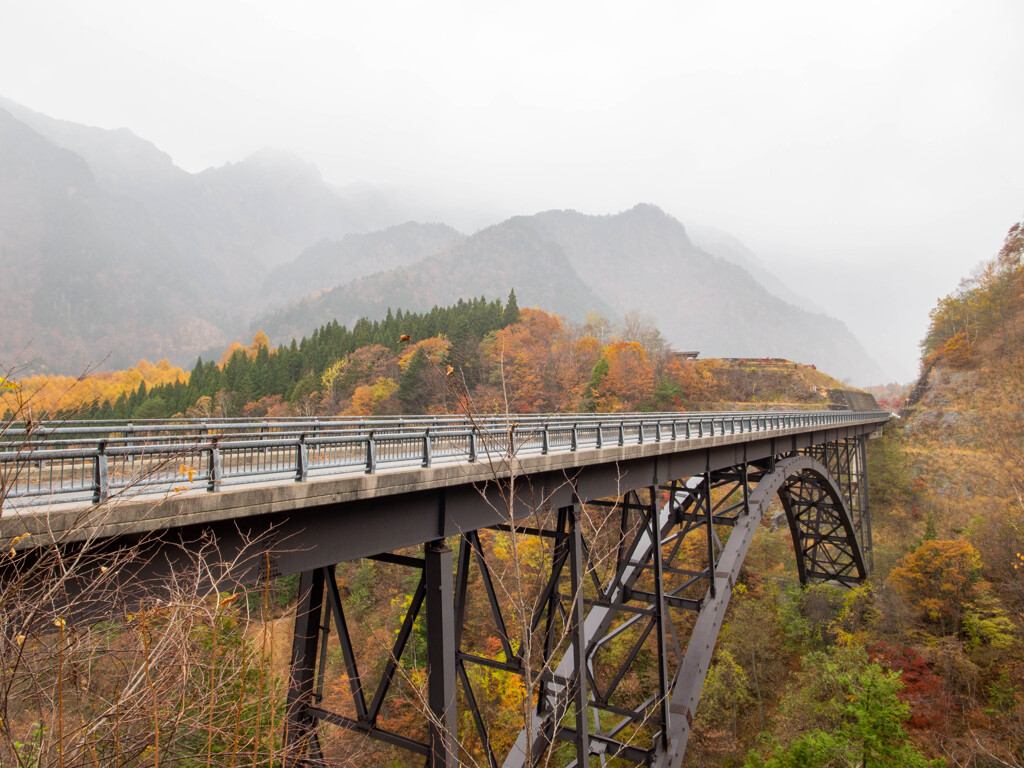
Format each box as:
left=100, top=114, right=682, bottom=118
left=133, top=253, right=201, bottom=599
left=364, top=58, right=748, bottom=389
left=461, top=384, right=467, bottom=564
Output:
left=502, top=289, right=520, bottom=327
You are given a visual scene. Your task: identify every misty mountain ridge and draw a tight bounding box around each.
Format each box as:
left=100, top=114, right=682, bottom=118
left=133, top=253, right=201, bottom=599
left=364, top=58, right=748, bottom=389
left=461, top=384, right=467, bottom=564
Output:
left=0, top=108, right=221, bottom=372
left=259, top=203, right=883, bottom=383
left=0, top=96, right=885, bottom=383
left=259, top=222, right=464, bottom=307
left=687, top=224, right=827, bottom=314
left=258, top=217, right=616, bottom=338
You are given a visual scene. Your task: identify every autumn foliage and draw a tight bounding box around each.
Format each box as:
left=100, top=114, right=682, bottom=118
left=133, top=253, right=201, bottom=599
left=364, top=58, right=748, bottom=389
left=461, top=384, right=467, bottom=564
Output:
left=2, top=358, right=188, bottom=416
left=889, top=539, right=981, bottom=631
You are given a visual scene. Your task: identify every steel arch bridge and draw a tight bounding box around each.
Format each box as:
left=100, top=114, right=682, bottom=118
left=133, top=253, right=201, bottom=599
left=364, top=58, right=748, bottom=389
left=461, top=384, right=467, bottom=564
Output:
left=284, top=446, right=872, bottom=768
left=0, top=409, right=885, bottom=767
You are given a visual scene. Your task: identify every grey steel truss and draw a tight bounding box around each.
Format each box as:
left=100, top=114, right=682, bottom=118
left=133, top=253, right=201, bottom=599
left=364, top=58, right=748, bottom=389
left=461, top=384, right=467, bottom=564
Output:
left=0, top=411, right=884, bottom=766
left=282, top=444, right=872, bottom=767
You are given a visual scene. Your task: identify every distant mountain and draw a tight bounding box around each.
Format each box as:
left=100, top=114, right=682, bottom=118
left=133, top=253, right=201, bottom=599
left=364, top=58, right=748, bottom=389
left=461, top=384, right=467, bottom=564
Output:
left=528, top=205, right=884, bottom=382
left=0, top=98, right=432, bottom=306
left=686, top=225, right=826, bottom=314
left=258, top=205, right=884, bottom=383
left=0, top=108, right=224, bottom=372
left=0, top=96, right=186, bottom=197
left=0, top=98, right=884, bottom=383
left=260, top=222, right=464, bottom=307
left=258, top=217, right=615, bottom=337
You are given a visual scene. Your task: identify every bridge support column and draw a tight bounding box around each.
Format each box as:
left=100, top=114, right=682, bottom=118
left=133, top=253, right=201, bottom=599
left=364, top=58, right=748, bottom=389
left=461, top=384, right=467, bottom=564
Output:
left=567, top=503, right=591, bottom=765
left=426, top=539, right=457, bottom=767
left=285, top=568, right=326, bottom=766
left=856, top=436, right=873, bottom=571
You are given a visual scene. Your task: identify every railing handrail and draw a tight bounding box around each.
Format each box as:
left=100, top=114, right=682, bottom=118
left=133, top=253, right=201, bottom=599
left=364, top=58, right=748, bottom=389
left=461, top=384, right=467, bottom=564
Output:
left=0, top=409, right=889, bottom=508
left=0, top=409, right=878, bottom=437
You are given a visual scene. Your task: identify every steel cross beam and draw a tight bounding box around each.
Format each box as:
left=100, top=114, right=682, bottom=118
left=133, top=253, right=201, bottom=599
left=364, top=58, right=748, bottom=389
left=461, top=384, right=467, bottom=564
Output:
left=283, top=542, right=458, bottom=766
left=280, top=441, right=872, bottom=766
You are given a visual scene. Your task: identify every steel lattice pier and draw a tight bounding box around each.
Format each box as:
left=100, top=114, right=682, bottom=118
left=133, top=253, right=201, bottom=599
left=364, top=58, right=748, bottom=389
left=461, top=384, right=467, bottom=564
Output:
left=283, top=439, right=873, bottom=767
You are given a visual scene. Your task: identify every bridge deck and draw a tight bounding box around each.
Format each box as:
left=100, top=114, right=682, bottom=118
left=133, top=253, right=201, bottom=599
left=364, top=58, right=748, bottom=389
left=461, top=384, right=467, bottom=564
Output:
left=2, top=410, right=888, bottom=569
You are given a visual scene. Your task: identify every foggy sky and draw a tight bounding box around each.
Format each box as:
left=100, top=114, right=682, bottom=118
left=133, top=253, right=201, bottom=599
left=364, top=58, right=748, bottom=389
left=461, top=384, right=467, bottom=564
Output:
left=3, top=0, right=1023, bottom=383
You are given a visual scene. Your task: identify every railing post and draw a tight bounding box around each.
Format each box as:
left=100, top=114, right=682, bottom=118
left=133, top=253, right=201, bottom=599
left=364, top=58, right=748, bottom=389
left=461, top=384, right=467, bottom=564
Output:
left=423, top=428, right=433, bottom=468
left=365, top=431, right=377, bottom=474
left=468, top=429, right=477, bottom=462
left=638, top=422, right=645, bottom=444
left=208, top=437, right=222, bottom=492
left=595, top=422, right=603, bottom=449
left=655, top=421, right=662, bottom=442
left=570, top=423, right=578, bottom=451
left=93, top=439, right=109, bottom=503
left=618, top=423, right=625, bottom=446
left=542, top=424, right=550, bottom=455
left=671, top=420, right=678, bottom=441
left=296, top=433, right=308, bottom=482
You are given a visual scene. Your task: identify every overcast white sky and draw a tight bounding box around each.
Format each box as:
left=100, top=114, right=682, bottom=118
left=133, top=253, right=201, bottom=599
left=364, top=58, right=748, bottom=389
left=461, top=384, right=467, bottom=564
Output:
left=3, top=0, right=1023, bottom=382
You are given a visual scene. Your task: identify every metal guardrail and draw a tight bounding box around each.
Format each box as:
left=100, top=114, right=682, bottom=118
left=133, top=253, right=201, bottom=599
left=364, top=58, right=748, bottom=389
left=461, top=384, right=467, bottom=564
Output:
left=0, top=410, right=889, bottom=508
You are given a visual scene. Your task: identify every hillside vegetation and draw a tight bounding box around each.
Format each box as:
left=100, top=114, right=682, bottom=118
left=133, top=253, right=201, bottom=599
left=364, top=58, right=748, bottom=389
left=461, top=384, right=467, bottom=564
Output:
left=4, top=295, right=844, bottom=422
left=690, top=218, right=1024, bottom=767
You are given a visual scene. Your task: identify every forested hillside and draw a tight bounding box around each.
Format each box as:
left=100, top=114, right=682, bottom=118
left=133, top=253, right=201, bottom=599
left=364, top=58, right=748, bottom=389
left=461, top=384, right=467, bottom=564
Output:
left=682, top=218, right=1024, bottom=766
left=5, top=293, right=845, bottom=422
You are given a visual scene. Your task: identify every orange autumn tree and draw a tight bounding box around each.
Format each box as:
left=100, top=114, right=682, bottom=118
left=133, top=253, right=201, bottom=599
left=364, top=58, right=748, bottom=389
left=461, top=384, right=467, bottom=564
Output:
left=889, top=538, right=982, bottom=633
left=554, top=334, right=603, bottom=410
left=589, top=341, right=655, bottom=412
left=481, top=309, right=567, bottom=412
left=349, top=378, right=399, bottom=416
left=666, top=357, right=724, bottom=405
left=6, top=359, right=188, bottom=415
left=219, top=331, right=271, bottom=366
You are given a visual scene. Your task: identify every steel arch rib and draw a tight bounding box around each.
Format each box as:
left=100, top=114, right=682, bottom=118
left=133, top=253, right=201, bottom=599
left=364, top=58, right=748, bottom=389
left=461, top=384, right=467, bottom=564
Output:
left=494, top=455, right=865, bottom=768
left=657, top=454, right=867, bottom=768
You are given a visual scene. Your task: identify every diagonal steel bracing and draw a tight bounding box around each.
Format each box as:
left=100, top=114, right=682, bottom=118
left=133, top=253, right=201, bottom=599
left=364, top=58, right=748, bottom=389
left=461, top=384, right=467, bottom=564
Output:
left=283, top=438, right=873, bottom=767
